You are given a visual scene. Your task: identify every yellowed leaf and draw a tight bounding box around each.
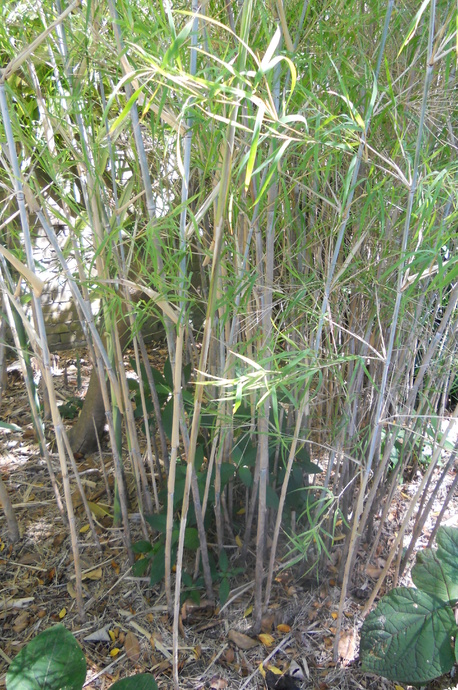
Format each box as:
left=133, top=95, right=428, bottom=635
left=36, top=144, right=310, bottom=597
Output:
left=79, top=524, right=90, bottom=533
left=266, top=665, right=282, bottom=675
left=243, top=604, right=253, bottom=617
left=276, top=624, right=291, bottom=633
left=87, top=501, right=112, bottom=518
left=58, top=608, right=66, bottom=619
left=82, top=567, right=103, bottom=581
left=0, top=243, right=45, bottom=296
left=331, top=612, right=338, bottom=619
left=109, top=629, right=116, bottom=642
left=395, top=686, right=405, bottom=690
left=228, top=629, right=258, bottom=650
left=124, top=631, right=141, bottom=662
left=235, top=535, right=243, bottom=547
left=110, top=647, right=121, bottom=657
left=66, top=581, right=77, bottom=599
left=258, top=633, right=275, bottom=647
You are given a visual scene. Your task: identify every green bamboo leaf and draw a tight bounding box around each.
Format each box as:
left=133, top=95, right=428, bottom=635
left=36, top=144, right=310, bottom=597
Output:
left=0, top=420, right=22, bottom=432
left=397, top=0, right=432, bottom=56
left=244, top=102, right=266, bottom=192
left=163, top=18, right=195, bottom=67
left=259, top=27, right=281, bottom=73
left=254, top=139, right=290, bottom=204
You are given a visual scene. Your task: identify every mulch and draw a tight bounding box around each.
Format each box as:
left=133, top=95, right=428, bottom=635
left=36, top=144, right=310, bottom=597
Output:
left=1, top=346, right=457, bottom=690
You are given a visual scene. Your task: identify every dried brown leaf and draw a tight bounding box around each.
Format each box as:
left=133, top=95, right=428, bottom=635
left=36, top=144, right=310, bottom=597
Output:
left=366, top=564, right=384, bottom=579
left=13, top=611, right=30, bottom=633
left=261, top=613, right=274, bottom=633
left=124, top=631, right=141, bottom=662
left=227, top=630, right=258, bottom=650
left=337, top=629, right=357, bottom=664
left=223, top=647, right=235, bottom=663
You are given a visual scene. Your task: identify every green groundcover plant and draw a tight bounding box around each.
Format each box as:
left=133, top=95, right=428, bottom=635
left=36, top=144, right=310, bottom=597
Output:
left=6, top=624, right=158, bottom=690
left=360, top=526, right=458, bottom=685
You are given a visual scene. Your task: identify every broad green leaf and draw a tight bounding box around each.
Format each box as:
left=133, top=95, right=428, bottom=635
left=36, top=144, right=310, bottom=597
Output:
left=6, top=624, right=86, bottom=690
left=220, top=462, right=236, bottom=488
left=360, top=587, right=456, bottom=684
left=412, top=548, right=458, bottom=603
left=184, top=528, right=200, bottom=550
left=111, top=674, right=158, bottom=690
left=132, top=558, right=150, bottom=577
left=296, top=447, right=321, bottom=474
left=238, top=465, right=253, bottom=487
left=145, top=513, right=168, bottom=533
left=218, top=548, right=229, bottom=572
left=132, top=540, right=154, bottom=554
left=266, top=484, right=279, bottom=509
left=149, top=545, right=166, bottom=586
left=219, top=576, right=230, bottom=605
left=436, top=526, right=458, bottom=572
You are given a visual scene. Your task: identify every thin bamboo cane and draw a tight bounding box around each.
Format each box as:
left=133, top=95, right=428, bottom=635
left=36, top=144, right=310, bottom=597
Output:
left=131, top=335, right=160, bottom=512
left=170, top=2, right=255, bottom=678
left=137, top=333, right=170, bottom=473
left=27, top=209, right=133, bottom=555
left=0, top=82, right=85, bottom=619
left=398, top=444, right=457, bottom=578
left=0, top=474, right=19, bottom=543
left=0, top=268, right=65, bottom=518
left=362, top=402, right=458, bottom=615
